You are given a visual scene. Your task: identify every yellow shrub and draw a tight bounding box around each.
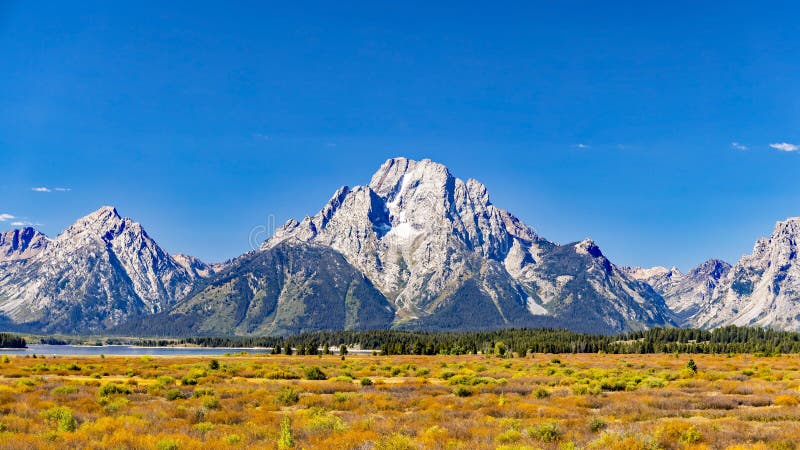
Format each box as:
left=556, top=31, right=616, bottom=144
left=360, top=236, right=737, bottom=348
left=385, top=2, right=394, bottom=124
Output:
left=773, top=394, right=799, bottom=406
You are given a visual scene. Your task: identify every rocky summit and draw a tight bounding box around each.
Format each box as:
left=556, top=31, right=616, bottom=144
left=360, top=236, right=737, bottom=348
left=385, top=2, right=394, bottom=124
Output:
left=260, top=157, right=675, bottom=334
left=0, top=227, right=49, bottom=265
left=0, top=207, right=208, bottom=333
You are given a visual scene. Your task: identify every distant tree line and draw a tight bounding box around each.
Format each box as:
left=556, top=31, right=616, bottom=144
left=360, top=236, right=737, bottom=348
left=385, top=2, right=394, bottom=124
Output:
left=130, top=326, right=800, bottom=356
left=0, top=333, right=26, bottom=348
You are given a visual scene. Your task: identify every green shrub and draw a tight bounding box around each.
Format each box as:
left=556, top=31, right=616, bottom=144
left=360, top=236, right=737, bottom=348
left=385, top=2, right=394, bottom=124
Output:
left=530, top=422, right=561, bottom=443
left=680, top=426, right=702, bottom=444
left=156, top=439, right=179, bottom=450
left=495, top=429, right=522, bottom=444
left=589, top=417, right=607, bottom=433
left=225, top=434, right=242, bottom=445
left=304, top=366, right=327, bottom=380
left=453, top=386, right=472, bottom=397
left=202, top=397, right=221, bottom=409
left=102, top=397, right=129, bottom=413
left=40, top=406, right=77, bottom=432
left=99, top=383, right=131, bottom=396
left=157, top=376, right=175, bottom=386
left=278, top=416, right=294, bottom=449
left=180, top=376, right=198, bottom=386
left=360, top=377, right=374, bottom=386
left=277, top=387, right=300, bottom=406
left=165, top=389, right=185, bottom=401
left=52, top=385, right=79, bottom=395
left=534, top=387, right=551, bottom=399
left=193, top=422, right=215, bottom=433
left=264, top=370, right=301, bottom=380
left=192, top=387, right=214, bottom=397
left=306, top=410, right=346, bottom=433
left=375, top=433, right=416, bottom=450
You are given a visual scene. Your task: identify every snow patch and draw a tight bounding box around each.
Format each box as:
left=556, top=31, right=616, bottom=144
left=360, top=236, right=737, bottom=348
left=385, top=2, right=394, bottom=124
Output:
left=386, top=222, right=420, bottom=241
left=526, top=297, right=549, bottom=315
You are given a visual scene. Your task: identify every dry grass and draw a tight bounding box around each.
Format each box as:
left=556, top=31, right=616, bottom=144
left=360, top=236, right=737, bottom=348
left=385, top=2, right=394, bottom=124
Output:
left=0, top=352, right=799, bottom=449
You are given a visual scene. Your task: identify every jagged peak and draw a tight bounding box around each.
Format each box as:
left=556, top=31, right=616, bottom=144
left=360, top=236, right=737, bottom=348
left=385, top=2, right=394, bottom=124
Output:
left=623, top=265, right=679, bottom=280
left=749, top=217, right=800, bottom=257
left=172, top=253, right=218, bottom=278
left=0, top=227, right=50, bottom=262
left=574, top=238, right=603, bottom=258
left=87, top=205, right=121, bottom=220
left=772, top=216, right=800, bottom=235
left=0, top=227, right=48, bottom=240
left=172, top=253, right=204, bottom=264
left=694, top=258, right=731, bottom=270
left=687, top=258, right=731, bottom=279
left=368, top=157, right=453, bottom=197
left=58, top=206, right=149, bottom=244
left=465, top=178, right=491, bottom=205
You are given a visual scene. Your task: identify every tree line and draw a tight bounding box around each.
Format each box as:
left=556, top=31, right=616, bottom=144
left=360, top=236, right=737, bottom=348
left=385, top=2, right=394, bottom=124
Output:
left=0, top=332, right=27, bottom=348
left=131, top=326, right=800, bottom=356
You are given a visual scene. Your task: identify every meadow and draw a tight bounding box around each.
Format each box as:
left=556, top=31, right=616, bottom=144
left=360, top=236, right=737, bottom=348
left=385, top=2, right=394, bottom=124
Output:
left=0, top=351, right=799, bottom=449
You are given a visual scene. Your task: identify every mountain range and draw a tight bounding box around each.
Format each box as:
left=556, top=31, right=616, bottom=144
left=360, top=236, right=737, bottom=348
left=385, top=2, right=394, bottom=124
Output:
left=1, top=157, right=798, bottom=336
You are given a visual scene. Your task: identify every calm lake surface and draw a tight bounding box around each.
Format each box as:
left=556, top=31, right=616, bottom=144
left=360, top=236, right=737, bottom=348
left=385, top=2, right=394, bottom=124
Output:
left=0, top=344, right=273, bottom=356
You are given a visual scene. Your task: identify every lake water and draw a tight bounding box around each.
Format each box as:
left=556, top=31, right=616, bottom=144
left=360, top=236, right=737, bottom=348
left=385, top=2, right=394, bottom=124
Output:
left=0, top=344, right=273, bottom=356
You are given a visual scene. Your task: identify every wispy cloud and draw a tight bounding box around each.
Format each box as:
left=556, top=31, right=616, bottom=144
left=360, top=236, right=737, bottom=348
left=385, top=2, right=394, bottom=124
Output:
left=253, top=133, right=272, bottom=141
left=769, top=142, right=799, bottom=152
left=31, top=186, right=71, bottom=193
left=0, top=213, right=15, bottom=221
left=731, top=142, right=748, bottom=151
left=574, top=143, right=591, bottom=149
left=10, top=221, right=34, bottom=227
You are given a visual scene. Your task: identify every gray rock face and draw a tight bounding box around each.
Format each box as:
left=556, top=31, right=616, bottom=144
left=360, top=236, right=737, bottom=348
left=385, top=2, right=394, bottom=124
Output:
left=173, top=254, right=224, bottom=278
left=689, top=218, right=800, bottom=330
left=0, top=207, right=204, bottom=332
left=0, top=228, right=49, bottom=265
left=265, top=157, right=674, bottom=333
left=624, top=260, right=731, bottom=322
left=156, top=241, right=396, bottom=337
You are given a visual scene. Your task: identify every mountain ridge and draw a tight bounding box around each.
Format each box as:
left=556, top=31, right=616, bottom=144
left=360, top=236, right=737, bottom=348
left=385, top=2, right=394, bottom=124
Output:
left=0, top=207, right=211, bottom=332
left=2, top=158, right=800, bottom=335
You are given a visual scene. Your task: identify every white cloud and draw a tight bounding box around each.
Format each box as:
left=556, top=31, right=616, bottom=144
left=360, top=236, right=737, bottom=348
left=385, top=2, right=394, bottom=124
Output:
left=574, top=144, right=591, bottom=149
left=10, top=221, right=32, bottom=227
left=731, top=142, right=748, bottom=151
left=31, top=186, right=71, bottom=193
left=0, top=213, right=15, bottom=221
left=769, top=142, right=799, bottom=152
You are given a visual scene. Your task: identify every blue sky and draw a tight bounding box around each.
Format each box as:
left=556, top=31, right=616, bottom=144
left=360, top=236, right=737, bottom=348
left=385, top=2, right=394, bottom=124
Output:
left=1, top=1, right=799, bottom=270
